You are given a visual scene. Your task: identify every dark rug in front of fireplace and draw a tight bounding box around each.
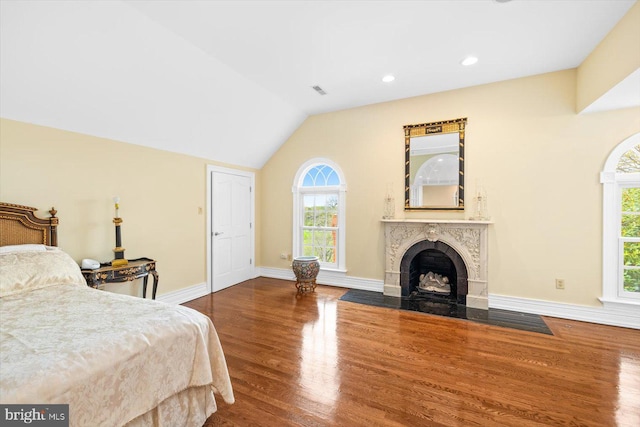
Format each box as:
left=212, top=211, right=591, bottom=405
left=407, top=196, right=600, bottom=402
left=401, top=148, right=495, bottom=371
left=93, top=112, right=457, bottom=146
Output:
left=339, top=289, right=553, bottom=335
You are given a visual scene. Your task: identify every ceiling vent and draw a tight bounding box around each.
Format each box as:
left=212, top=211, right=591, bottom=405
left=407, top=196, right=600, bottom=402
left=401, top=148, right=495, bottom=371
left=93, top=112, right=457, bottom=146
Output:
left=312, top=85, right=327, bottom=95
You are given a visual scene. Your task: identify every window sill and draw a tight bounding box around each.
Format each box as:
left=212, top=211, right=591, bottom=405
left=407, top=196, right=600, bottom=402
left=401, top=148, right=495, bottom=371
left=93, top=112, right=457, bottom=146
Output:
left=599, top=297, right=640, bottom=309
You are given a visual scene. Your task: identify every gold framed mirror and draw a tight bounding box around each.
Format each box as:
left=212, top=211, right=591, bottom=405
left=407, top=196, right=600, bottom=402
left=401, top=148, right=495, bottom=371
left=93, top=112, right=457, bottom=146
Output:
left=404, top=118, right=466, bottom=210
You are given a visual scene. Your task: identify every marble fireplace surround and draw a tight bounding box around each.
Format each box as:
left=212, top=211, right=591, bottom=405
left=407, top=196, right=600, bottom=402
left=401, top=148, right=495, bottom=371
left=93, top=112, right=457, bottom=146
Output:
left=383, top=219, right=491, bottom=310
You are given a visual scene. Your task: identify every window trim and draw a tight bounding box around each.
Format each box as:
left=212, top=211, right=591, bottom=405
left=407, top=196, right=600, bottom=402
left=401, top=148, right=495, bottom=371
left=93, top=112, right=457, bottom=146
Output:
left=292, top=158, right=347, bottom=272
left=601, top=133, right=640, bottom=306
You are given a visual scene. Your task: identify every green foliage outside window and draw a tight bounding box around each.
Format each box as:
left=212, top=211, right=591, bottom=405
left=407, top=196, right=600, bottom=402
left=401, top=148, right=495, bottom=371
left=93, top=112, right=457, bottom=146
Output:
left=622, top=187, right=640, bottom=293
left=302, top=194, right=338, bottom=263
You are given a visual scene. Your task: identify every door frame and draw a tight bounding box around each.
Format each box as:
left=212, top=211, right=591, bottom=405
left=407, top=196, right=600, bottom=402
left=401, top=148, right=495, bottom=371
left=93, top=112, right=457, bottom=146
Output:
left=206, top=164, right=256, bottom=293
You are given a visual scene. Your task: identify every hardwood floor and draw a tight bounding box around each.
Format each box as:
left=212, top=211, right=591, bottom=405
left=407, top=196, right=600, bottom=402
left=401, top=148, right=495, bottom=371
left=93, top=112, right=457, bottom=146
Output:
left=184, top=277, right=640, bottom=427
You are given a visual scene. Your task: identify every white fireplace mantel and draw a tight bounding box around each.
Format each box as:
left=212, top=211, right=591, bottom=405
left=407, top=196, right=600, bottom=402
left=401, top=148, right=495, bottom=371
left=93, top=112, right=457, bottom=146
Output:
left=382, top=219, right=492, bottom=309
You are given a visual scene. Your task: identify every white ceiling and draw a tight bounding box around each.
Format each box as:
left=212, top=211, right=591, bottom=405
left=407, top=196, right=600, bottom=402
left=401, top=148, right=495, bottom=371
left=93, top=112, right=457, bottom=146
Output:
left=1, top=0, right=637, bottom=169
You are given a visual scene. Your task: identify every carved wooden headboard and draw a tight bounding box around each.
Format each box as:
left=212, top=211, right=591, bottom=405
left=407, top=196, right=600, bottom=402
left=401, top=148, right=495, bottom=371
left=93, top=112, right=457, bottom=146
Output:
left=0, top=203, right=58, bottom=247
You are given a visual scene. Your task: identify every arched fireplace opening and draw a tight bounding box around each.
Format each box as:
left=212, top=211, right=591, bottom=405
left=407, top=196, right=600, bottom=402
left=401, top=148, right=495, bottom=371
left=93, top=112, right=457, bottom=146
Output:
left=400, top=240, right=468, bottom=305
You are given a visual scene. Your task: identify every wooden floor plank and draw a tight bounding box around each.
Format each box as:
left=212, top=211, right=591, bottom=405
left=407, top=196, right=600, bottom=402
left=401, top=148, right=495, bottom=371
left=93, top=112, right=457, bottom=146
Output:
left=188, top=277, right=640, bottom=427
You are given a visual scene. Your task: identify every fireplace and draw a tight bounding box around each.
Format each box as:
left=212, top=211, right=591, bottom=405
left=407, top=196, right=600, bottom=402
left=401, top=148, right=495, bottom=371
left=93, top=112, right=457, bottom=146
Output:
left=401, top=240, right=468, bottom=305
left=383, top=219, right=491, bottom=309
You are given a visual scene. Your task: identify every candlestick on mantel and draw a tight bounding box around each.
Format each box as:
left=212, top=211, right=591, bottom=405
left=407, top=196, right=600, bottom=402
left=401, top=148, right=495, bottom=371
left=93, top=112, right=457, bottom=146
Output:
left=114, top=196, right=120, bottom=218
left=470, top=186, right=490, bottom=221
left=112, top=196, right=128, bottom=267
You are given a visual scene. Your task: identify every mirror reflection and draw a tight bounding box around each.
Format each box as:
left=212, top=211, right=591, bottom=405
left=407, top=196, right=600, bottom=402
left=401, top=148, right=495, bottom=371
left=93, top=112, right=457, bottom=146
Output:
left=404, top=118, right=466, bottom=210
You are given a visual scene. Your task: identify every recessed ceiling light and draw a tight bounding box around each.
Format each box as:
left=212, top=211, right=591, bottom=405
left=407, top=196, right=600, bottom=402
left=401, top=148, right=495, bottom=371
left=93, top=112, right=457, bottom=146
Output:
left=460, top=56, right=478, bottom=66
left=382, top=75, right=395, bottom=83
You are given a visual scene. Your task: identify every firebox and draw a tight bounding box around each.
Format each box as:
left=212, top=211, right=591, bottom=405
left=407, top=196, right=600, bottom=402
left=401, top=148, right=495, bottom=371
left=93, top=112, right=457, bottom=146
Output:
left=400, top=240, right=468, bottom=305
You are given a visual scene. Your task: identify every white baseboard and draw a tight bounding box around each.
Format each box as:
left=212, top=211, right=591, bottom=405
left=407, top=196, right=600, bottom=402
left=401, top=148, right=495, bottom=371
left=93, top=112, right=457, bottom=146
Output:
left=156, top=277, right=639, bottom=330
left=258, top=267, right=383, bottom=292
left=259, top=266, right=296, bottom=281
left=490, top=294, right=640, bottom=330
left=156, top=282, right=208, bottom=305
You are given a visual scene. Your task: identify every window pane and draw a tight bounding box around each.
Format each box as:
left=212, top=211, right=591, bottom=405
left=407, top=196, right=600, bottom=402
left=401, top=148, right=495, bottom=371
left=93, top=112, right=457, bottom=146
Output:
left=308, top=230, right=336, bottom=264
left=303, top=207, right=314, bottom=227
left=616, top=145, right=640, bottom=173
left=303, top=245, right=313, bottom=257
left=621, top=187, right=640, bottom=212
left=623, top=242, right=640, bottom=267
left=326, top=195, right=338, bottom=222
left=313, top=230, right=329, bottom=246
left=316, top=166, right=333, bottom=186
left=302, top=192, right=339, bottom=229
left=302, top=164, right=340, bottom=187
left=314, top=195, right=327, bottom=226
left=623, top=269, right=640, bottom=293
left=326, top=243, right=336, bottom=263
left=326, top=169, right=340, bottom=186
left=303, top=229, right=312, bottom=246
left=621, top=214, right=640, bottom=237
left=327, top=212, right=338, bottom=228
left=302, top=174, right=315, bottom=187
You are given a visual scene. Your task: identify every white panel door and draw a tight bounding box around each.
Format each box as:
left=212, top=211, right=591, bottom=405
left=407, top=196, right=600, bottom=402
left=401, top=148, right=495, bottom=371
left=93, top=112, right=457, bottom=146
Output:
left=212, top=170, right=252, bottom=291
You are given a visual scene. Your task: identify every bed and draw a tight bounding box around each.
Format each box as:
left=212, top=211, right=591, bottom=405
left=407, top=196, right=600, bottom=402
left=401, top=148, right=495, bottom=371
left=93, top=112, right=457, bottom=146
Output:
left=0, top=202, right=234, bottom=426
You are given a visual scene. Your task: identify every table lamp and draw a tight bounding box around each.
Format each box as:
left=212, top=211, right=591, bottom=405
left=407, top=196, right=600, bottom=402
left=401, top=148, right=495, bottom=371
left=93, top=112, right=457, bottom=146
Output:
left=112, top=196, right=128, bottom=267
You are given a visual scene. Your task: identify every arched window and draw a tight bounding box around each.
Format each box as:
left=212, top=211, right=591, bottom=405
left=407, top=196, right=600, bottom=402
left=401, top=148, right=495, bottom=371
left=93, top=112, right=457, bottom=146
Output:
left=601, top=133, right=640, bottom=304
left=293, top=159, right=346, bottom=271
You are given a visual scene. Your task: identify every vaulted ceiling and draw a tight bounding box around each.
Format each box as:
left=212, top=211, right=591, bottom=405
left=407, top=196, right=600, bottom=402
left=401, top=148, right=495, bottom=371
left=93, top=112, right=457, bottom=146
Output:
left=1, top=1, right=637, bottom=168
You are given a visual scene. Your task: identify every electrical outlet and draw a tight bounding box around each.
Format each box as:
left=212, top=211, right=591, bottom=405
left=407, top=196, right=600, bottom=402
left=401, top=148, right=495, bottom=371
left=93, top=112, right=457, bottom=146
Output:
left=555, top=279, right=565, bottom=290
left=280, top=253, right=287, bottom=259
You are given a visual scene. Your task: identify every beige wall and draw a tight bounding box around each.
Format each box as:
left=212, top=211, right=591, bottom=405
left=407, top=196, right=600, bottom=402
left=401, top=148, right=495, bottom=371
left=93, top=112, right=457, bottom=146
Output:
left=260, top=69, right=640, bottom=307
left=0, top=118, right=259, bottom=296
left=576, top=1, right=640, bottom=112
left=2, top=68, right=639, bottom=307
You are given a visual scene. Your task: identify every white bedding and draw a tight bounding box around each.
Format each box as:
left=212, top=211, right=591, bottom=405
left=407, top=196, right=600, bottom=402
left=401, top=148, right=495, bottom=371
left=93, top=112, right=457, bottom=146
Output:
left=0, top=249, right=234, bottom=426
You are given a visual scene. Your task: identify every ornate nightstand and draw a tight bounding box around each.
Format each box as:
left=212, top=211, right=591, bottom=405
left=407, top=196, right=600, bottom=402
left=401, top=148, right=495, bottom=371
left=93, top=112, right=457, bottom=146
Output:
left=81, top=257, right=159, bottom=299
